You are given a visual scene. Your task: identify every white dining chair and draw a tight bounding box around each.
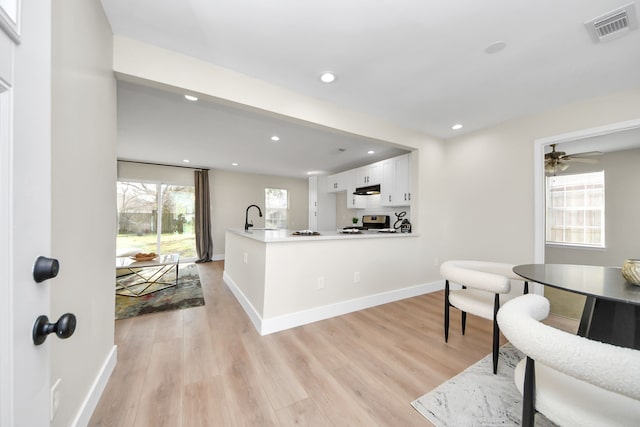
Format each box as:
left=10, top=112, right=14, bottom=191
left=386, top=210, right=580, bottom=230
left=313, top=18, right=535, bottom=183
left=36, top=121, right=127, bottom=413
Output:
left=440, top=260, right=528, bottom=374
left=497, top=294, right=640, bottom=427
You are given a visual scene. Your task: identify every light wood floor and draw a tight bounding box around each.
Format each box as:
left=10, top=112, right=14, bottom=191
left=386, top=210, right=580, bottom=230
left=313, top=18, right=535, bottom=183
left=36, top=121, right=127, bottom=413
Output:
left=89, top=261, right=575, bottom=426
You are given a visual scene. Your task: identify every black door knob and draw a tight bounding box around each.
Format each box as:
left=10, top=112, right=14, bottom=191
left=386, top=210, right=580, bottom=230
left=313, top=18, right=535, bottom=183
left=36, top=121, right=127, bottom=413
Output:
left=33, top=256, right=60, bottom=282
left=32, top=313, right=76, bottom=345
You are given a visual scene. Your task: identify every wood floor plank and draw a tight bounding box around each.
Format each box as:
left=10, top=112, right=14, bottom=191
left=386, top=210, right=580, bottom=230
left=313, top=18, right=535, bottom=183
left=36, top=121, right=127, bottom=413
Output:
left=89, top=313, right=159, bottom=427
left=91, top=261, right=520, bottom=427
left=182, top=377, right=232, bottom=427
left=239, top=332, right=309, bottom=411
left=270, top=332, right=382, bottom=426
left=133, top=338, right=184, bottom=427
left=275, top=398, right=334, bottom=427
left=183, top=306, right=220, bottom=384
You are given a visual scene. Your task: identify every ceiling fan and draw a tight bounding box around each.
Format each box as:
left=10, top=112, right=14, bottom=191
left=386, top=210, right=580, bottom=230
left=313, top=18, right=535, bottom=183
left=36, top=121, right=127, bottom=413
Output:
left=544, top=144, right=602, bottom=175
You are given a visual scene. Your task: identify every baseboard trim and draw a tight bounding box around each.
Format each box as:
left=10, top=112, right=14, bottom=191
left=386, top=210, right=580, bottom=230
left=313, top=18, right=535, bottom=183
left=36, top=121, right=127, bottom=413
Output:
left=223, top=270, right=444, bottom=335
left=222, top=271, right=263, bottom=333
left=71, top=344, right=117, bottom=427
left=212, top=253, right=225, bottom=261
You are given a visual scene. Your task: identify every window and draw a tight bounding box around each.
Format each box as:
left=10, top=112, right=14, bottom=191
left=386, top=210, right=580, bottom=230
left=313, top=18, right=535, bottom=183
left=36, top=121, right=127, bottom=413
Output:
left=117, top=181, right=197, bottom=258
left=265, top=188, right=288, bottom=229
left=546, top=171, right=604, bottom=247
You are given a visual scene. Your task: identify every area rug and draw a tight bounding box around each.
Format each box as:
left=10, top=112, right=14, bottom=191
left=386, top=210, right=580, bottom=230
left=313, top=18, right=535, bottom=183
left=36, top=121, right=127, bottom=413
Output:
left=411, top=344, right=556, bottom=426
left=115, top=263, right=205, bottom=320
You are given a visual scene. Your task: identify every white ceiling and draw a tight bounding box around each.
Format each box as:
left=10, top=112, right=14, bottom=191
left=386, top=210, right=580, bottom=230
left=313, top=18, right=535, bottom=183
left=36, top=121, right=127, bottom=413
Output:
left=103, top=0, right=640, bottom=177
left=117, top=81, right=409, bottom=177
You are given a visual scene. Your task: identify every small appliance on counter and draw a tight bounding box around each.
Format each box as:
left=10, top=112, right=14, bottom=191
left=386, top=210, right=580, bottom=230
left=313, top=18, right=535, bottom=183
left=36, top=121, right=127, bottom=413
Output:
left=394, top=211, right=412, bottom=233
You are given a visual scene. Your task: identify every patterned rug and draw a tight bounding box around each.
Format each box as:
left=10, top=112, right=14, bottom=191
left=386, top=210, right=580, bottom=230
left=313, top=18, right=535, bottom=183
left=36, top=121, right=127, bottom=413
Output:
left=411, top=344, right=556, bottom=426
left=115, top=263, right=205, bottom=320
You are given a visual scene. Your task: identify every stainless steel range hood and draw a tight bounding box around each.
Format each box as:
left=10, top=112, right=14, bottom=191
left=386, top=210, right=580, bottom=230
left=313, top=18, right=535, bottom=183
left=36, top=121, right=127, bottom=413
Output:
left=353, top=184, right=381, bottom=195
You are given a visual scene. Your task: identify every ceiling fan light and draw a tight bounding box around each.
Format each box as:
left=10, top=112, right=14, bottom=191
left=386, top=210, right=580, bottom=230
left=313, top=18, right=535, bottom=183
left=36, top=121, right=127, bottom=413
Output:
left=545, top=163, right=555, bottom=174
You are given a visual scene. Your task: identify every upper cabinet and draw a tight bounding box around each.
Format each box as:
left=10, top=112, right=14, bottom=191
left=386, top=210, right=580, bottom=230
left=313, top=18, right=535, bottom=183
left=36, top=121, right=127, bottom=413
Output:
left=321, top=153, right=411, bottom=210
left=327, top=171, right=348, bottom=192
left=381, top=154, right=411, bottom=207
left=346, top=171, right=366, bottom=209
left=356, top=162, right=382, bottom=186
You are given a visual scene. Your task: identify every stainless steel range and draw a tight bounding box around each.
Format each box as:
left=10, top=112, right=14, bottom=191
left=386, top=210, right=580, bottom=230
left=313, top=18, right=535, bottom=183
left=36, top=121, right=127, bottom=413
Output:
left=361, top=215, right=390, bottom=230
left=341, top=215, right=394, bottom=234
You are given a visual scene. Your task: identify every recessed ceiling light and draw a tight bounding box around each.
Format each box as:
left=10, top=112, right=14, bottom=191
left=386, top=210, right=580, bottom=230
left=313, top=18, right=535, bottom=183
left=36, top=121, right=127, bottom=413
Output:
left=320, top=72, right=336, bottom=83
left=367, top=150, right=375, bottom=154
left=452, top=124, right=463, bottom=130
left=183, top=159, right=190, bottom=163
left=271, top=135, right=280, bottom=141
left=232, top=162, right=238, bottom=166
left=184, top=94, right=198, bottom=101
left=485, top=41, right=507, bottom=54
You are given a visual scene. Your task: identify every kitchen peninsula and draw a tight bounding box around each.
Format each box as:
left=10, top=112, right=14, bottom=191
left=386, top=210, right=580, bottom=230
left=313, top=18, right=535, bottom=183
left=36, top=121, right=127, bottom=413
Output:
left=224, top=228, right=440, bottom=335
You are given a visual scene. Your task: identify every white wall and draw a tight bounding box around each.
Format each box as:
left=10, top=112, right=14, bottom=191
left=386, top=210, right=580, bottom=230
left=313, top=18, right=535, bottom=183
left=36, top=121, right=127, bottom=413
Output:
left=210, top=170, right=309, bottom=258
left=444, top=89, right=640, bottom=266
left=51, top=1, right=116, bottom=426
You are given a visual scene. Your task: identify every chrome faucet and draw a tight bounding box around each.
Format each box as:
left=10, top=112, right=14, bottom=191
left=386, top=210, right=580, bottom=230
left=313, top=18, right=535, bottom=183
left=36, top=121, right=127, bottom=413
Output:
left=244, top=204, right=263, bottom=230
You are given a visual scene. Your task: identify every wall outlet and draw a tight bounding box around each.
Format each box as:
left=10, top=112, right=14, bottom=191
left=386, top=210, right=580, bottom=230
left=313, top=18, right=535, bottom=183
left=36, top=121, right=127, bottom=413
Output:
left=243, top=252, right=248, bottom=264
left=50, top=378, right=61, bottom=421
left=317, top=276, right=325, bottom=290
left=353, top=272, right=360, bottom=283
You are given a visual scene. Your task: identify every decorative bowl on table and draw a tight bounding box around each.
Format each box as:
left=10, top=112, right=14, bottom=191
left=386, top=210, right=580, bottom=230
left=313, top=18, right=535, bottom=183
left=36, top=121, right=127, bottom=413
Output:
left=622, top=259, right=640, bottom=285
left=131, top=252, right=157, bottom=261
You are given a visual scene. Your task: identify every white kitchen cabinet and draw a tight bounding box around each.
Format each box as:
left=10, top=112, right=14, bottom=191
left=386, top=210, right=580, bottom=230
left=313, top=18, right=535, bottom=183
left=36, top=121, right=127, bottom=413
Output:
left=380, top=159, right=395, bottom=206
left=309, top=175, right=336, bottom=230
left=346, top=172, right=366, bottom=209
left=380, top=154, right=411, bottom=207
left=356, top=162, right=382, bottom=186
left=327, top=171, right=347, bottom=192
left=309, top=176, right=318, bottom=230
left=394, top=153, right=411, bottom=205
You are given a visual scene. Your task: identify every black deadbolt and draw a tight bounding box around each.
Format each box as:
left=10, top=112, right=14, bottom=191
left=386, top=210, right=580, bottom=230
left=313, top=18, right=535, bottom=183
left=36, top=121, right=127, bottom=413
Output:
left=32, top=313, right=76, bottom=345
left=33, top=256, right=60, bottom=283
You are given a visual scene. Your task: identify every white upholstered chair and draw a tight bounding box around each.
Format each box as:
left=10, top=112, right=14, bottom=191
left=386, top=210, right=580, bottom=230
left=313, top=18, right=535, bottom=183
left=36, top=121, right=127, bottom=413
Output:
left=497, top=294, right=640, bottom=427
left=440, top=260, right=528, bottom=374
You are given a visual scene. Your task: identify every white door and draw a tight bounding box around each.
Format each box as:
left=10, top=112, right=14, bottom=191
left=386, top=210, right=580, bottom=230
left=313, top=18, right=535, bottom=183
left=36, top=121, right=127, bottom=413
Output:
left=1, top=1, right=54, bottom=425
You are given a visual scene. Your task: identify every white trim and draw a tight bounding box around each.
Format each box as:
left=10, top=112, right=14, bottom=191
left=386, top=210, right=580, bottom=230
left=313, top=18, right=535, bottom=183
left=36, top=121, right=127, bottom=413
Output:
left=0, top=1, right=20, bottom=44
left=0, top=69, right=13, bottom=427
left=533, top=118, right=640, bottom=285
left=222, top=271, right=263, bottom=333
left=223, top=270, right=444, bottom=335
left=70, top=345, right=117, bottom=427
left=212, top=253, right=225, bottom=261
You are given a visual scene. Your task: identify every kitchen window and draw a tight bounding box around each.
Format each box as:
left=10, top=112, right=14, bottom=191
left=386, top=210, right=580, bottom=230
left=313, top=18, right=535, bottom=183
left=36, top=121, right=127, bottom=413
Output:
left=546, top=171, right=604, bottom=247
left=265, top=188, right=288, bottom=229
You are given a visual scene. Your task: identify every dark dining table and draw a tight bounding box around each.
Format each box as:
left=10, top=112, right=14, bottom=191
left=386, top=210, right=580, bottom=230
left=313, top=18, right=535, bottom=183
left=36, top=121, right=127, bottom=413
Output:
left=513, top=264, right=640, bottom=350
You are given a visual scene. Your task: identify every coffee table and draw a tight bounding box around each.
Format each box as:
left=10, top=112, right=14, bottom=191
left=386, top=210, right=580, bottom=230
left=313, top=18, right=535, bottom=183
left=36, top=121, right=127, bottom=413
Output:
left=116, top=253, right=180, bottom=297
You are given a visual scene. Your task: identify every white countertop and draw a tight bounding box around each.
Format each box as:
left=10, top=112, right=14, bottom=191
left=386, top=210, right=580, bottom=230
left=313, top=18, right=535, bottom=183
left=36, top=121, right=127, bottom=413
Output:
left=227, top=228, right=417, bottom=243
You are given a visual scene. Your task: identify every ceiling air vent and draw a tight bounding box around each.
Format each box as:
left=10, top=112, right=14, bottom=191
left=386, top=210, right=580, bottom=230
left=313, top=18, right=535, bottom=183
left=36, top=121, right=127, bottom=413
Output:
left=585, top=3, right=638, bottom=43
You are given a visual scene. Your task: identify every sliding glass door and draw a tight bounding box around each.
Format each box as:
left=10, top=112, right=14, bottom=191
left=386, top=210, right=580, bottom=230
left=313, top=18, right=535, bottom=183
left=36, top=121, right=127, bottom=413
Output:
left=117, top=181, right=196, bottom=259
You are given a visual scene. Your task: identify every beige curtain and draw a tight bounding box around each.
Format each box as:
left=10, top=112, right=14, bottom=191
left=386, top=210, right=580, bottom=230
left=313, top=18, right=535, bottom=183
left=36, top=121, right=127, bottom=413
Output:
left=194, top=170, right=213, bottom=263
